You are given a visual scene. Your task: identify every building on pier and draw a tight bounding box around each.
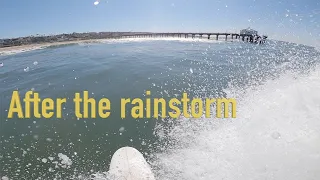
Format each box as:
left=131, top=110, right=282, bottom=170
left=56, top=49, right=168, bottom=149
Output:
left=240, top=27, right=258, bottom=36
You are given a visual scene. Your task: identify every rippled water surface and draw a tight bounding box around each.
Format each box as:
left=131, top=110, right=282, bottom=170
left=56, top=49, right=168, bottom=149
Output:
left=0, top=39, right=319, bottom=179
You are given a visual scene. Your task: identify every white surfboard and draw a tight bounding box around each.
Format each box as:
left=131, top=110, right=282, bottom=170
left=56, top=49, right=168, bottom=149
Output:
left=108, top=147, right=156, bottom=180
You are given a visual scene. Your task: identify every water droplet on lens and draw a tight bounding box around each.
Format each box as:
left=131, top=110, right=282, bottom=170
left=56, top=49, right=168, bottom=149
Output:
left=119, top=127, right=125, bottom=133
left=24, top=67, right=30, bottom=72
left=272, top=131, right=281, bottom=139
left=42, top=158, right=48, bottom=163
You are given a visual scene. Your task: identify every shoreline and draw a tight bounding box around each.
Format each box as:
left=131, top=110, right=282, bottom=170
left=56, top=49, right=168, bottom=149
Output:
left=0, top=39, right=108, bottom=56
left=0, top=37, right=233, bottom=56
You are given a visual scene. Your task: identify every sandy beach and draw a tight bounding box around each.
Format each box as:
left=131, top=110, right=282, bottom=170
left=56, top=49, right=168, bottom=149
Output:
left=0, top=39, right=107, bottom=56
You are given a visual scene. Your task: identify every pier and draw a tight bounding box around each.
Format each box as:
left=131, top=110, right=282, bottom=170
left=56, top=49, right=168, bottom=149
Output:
left=0, top=29, right=267, bottom=48
left=119, top=32, right=267, bottom=44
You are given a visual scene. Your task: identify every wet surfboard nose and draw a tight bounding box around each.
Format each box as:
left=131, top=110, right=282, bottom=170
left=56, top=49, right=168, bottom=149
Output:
left=108, top=147, right=155, bottom=180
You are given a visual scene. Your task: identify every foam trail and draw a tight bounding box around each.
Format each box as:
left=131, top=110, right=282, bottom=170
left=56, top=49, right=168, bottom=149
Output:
left=153, top=65, right=320, bottom=180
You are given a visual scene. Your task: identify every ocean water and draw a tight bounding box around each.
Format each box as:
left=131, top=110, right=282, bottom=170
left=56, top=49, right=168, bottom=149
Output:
left=0, top=38, right=319, bottom=180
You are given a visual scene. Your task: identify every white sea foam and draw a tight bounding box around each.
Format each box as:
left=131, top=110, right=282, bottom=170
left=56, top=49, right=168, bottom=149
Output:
left=0, top=46, right=46, bottom=56
left=58, top=153, right=72, bottom=168
left=153, top=65, right=320, bottom=180
left=85, top=53, right=320, bottom=180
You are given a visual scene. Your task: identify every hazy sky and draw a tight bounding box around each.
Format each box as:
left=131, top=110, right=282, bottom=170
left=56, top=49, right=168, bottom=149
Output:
left=0, top=0, right=319, bottom=47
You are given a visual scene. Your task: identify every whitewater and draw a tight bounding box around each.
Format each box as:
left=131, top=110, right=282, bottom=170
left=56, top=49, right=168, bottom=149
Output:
left=89, top=40, right=320, bottom=180
left=152, top=66, right=320, bottom=180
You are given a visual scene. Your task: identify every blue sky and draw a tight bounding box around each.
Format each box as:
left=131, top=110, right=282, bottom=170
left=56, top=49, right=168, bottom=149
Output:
left=0, top=0, right=319, bottom=47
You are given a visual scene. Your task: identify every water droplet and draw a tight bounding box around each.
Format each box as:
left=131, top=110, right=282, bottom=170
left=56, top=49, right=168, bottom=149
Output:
left=119, top=127, right=125, bottom=133
left=42, top=158, right=48, bottom=163
left=24, top=67, right=30, bottom=72
left=2, top=176, right=9, bottom=180
left=33, top=135, right=39, bottom=140
left=272, top=131, right=281, bottom=139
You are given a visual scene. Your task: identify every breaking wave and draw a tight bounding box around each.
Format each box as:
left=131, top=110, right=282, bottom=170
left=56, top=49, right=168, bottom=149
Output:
left=152, top=65, right=320, bottom=179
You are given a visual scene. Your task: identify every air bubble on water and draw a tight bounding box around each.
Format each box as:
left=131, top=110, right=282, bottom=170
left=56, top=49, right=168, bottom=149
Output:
left=33, top=61, right=38, bottom=66
left=48, top=157, right=54, bottom=161
left=46, top=138, right=53, bottom=142
left=130, top=139, right=133, bottom=142
left=24, top=67, right=30, bottom=72
left=272, top=131, right=281, bottom=139
left=0, top=63, right=3, bottom=67
left=94, top=1, right=99, bottom=5
left=42, top=158, right=48, bottom=163
left=190, top=68, right=193, bottom=74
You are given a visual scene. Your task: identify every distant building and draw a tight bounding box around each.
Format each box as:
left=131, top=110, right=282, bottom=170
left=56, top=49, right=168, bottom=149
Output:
left=240, top=27, right=258, bottom=36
